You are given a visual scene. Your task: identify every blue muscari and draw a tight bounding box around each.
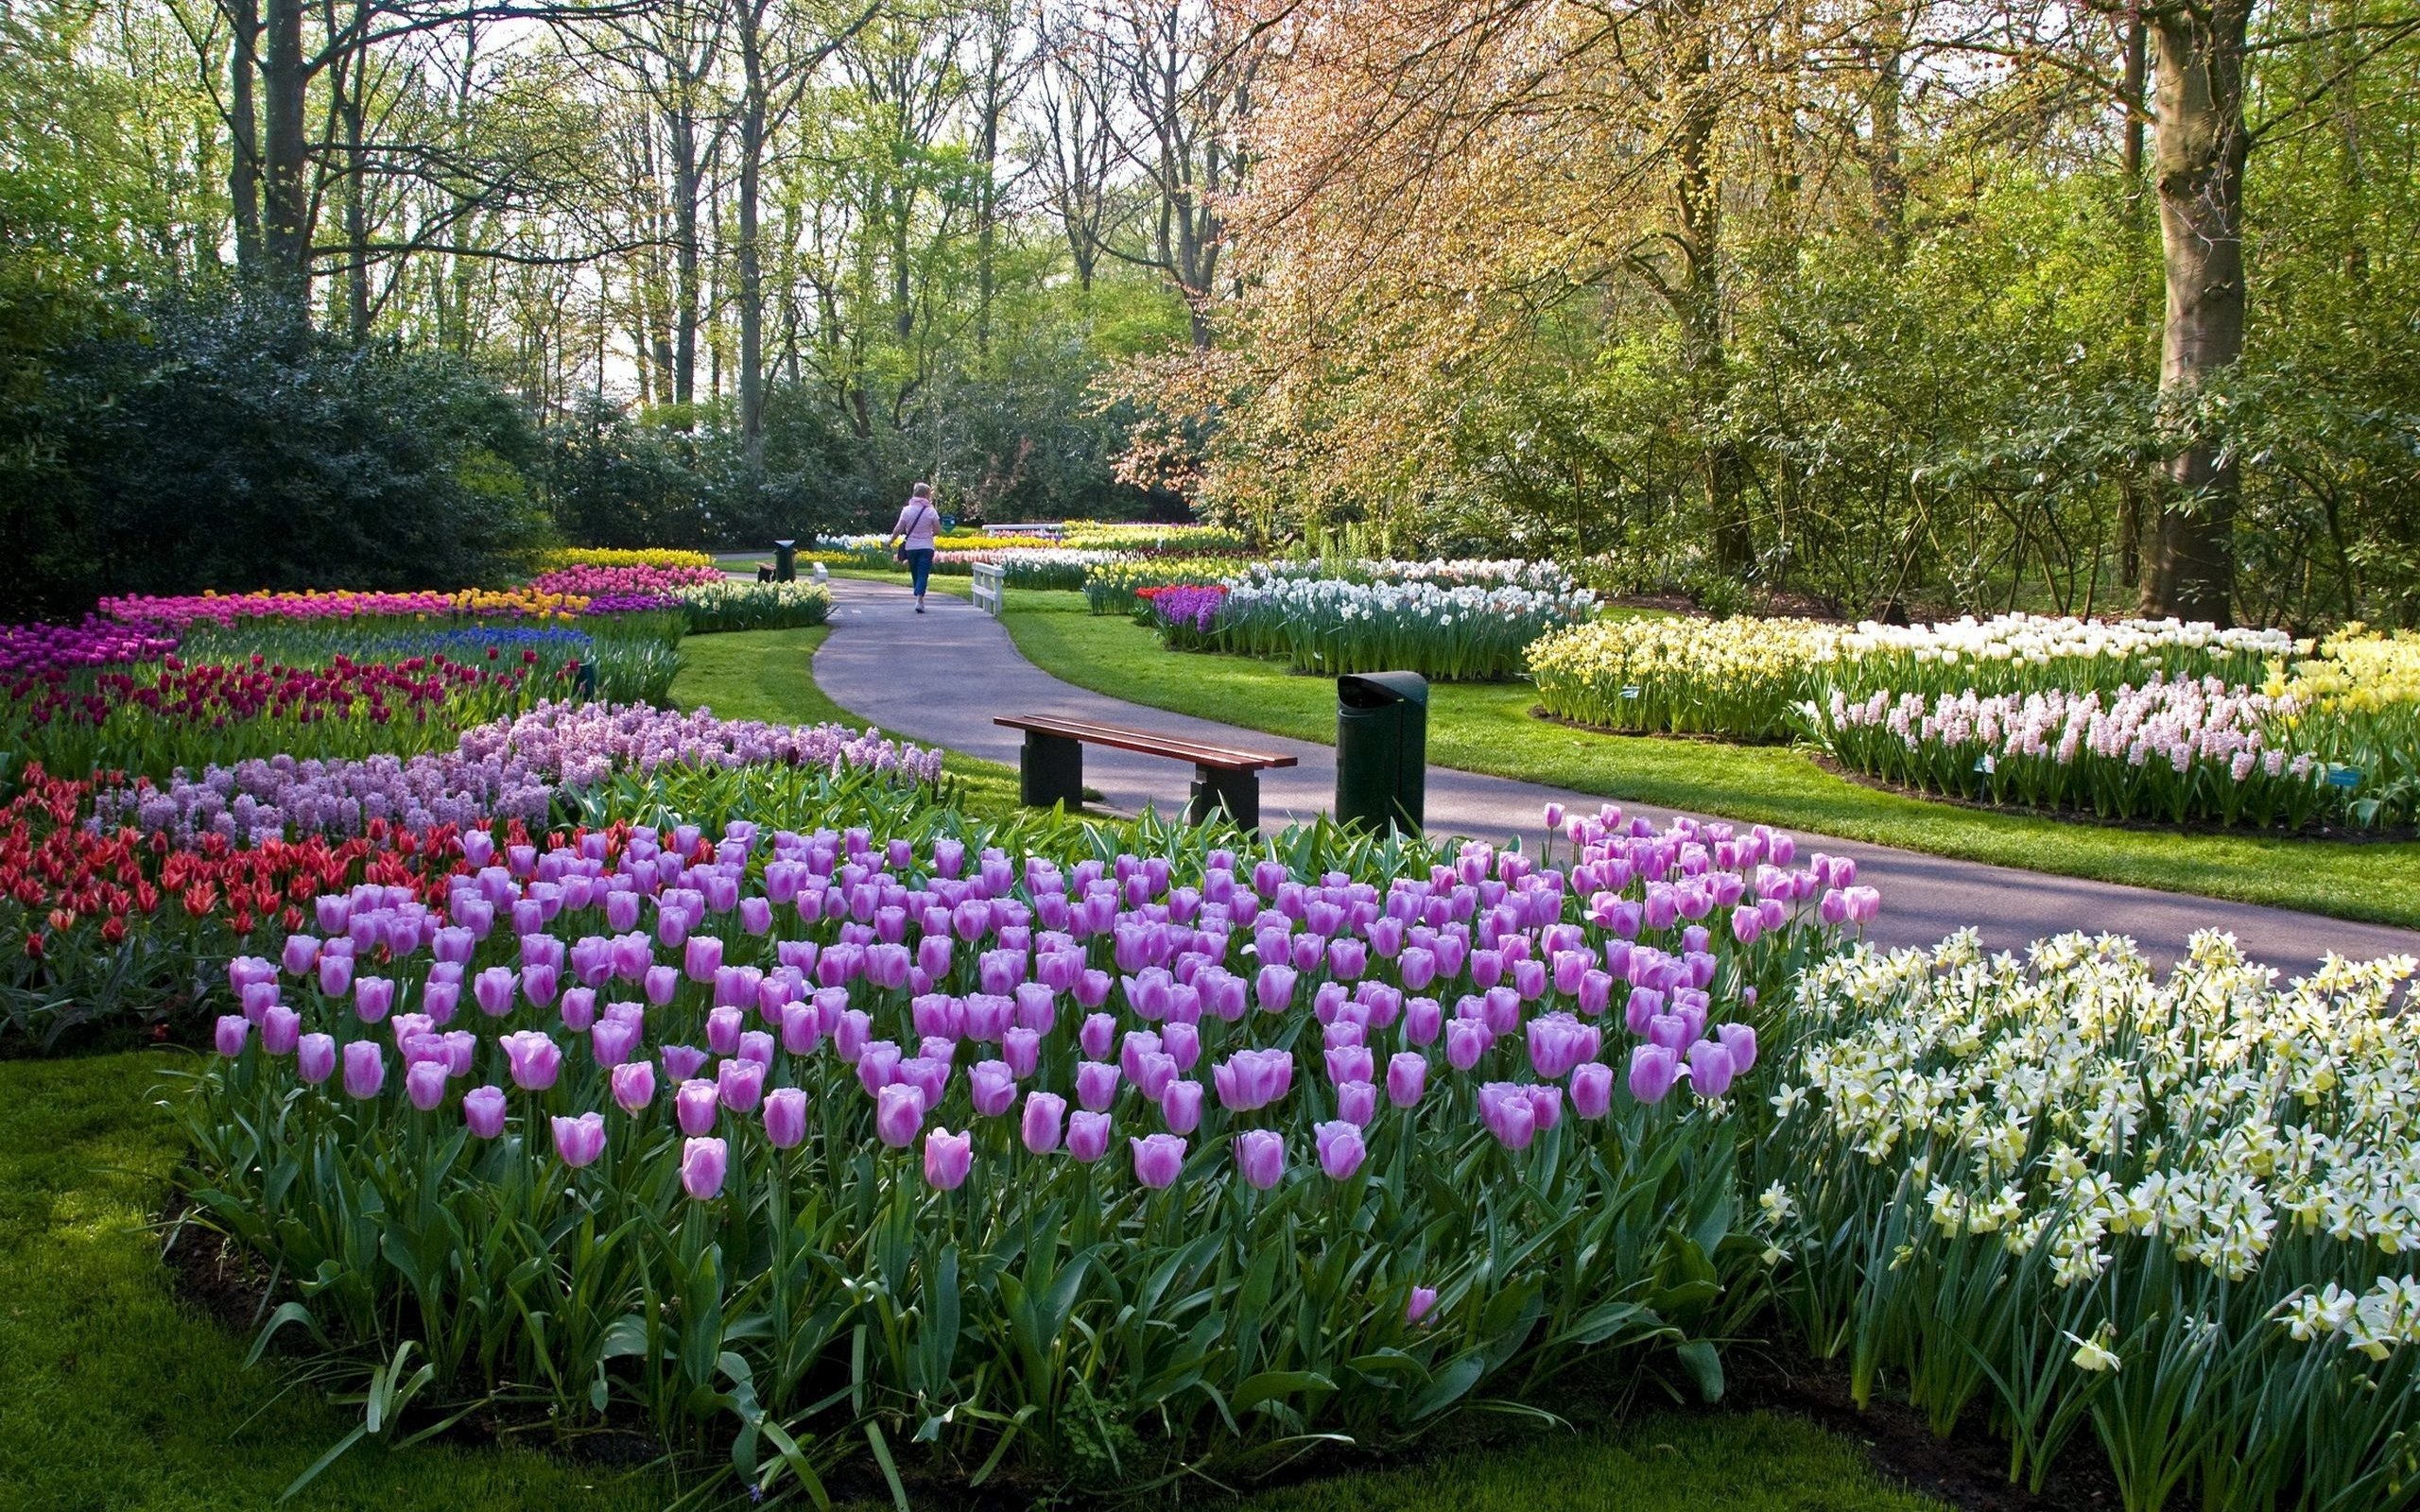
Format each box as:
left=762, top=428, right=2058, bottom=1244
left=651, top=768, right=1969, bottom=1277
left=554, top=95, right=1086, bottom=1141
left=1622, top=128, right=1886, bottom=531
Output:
left=362, top=627, right=596, bottom=660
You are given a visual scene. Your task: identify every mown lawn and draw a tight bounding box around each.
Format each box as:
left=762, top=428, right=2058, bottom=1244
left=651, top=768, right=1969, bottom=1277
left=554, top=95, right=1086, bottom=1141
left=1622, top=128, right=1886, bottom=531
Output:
left=670, top=625, right=1022, bottom=817
left=0, top=1052, right=1945, bottom=1512
left=1000, top=591, right=2420, bottom=928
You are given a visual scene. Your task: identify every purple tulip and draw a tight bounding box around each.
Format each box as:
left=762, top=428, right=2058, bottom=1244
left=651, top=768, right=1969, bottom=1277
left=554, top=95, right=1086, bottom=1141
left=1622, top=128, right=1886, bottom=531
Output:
left=471, top=966, right=514, bottom=1019
left=674, top=1077, right=719, bottom=1135
left=717, top=1057, right=767, bottom=1113
left=970, top=1060, right=1018, bottom=1118
left=1403, top=995, right=1443, bottom=1047
left=1022, top=1091, right=1067, bottom=1154
left=213, top=1014, right=250, bottom=1057
left=1234, top=1129, right=1285, bottom=1190
left=875, top=1083, right=925, bottom=1148
left=1336, top=1080, right=1377, bottom=1126
left=1324, top=1044, right=1375, bottom=1085
left=1076, top=1060, right=1119, bottom=1112
left=1386, top=1053, right=1427, bottom=1108
left=298, top=1033, right=337, bottom=1084
left=705, top=1005, right=743, bottom=1057
left=282, top=935, right=321, bottom=977
left=341, top=1040, right=385, bottom=1100
left=1161, top=1079, right=1203, bottom=1135
left=502, top=1030, right=562, bottom=1091
left=1407, top=1285, right=1440, bottom=1325
left=314, top=952, right=354, bottom=1000
left=780, top=1002, right=823, bottom=1057
left=683, top=935, right=724, bottom=983
left=259, top=1004, right=301, bottom=1056
left=1688, top=1040, right=1737, bottom=1099
left=1080, top=1012, right=1116, bottom=1059
left=559, top=987, right=598, bottom=1034
left=1628, top=1043, right=1682, bottom=1104
left=682, top=1136, right=728, bottom=1199
left=406, top=1059, right=450, bottom=1112
left=1254, top=964, right=1297, bottom=1014
left=1444, top=1018, right=1491, bottom=1072
left=834, top=1008, right=872, bottom=1062
left=1069, top=1108, right=1113, bottom=1165
left=612, top=1060, right=656, bottom=1116
left=738, top=897, right=773, bottom=936
left=1002, top=1026, right=1041, bottom=1077
left=897, top=1056, right=950, bottom=1109
left=1131, top=1133, right=1186, bottom=1189
left=1570, top=1061, right=1615, bottom=1119
left=1314, top=1120, right=1366, bottom=1180
left=925, top=1127, right=974, bottom=1190
left=590, top=1017, right=638, bottom=1070
left=1716, top=1022, right=1758, bottom=1074
left=763, top=1086, right=807, bottom=1148
left=1474, top=1083, right=1532, bottom=1149
left=464, top=1085, right=508, bottom=1138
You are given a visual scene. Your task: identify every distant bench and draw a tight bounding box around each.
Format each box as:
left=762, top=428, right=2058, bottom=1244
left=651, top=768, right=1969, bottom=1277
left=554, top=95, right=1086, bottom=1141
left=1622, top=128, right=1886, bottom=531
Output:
left=995, top=714, right=1297, bottom=831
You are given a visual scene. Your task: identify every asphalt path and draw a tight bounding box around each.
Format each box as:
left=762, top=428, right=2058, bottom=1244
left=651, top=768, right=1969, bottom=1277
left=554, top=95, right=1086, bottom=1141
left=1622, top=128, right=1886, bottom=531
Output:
left=804, top=576, right=2420, bottom=973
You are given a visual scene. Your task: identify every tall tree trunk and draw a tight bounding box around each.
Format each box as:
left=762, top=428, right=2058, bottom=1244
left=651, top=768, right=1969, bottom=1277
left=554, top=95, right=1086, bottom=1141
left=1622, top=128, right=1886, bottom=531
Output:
left=227, top=0, right=263, bottom=274
left=1670, top=23, right=1749, bottom=574
left=737, top=21, right=767, bottom=468
left=341, top=36, right=371, bottom=343
left=2117, top=8, right=2150, bottom=593
left=2140, top=0, right=2250, bottom=624
left=261, top=0, right=311, bottom=307
left=671, top=112, right=701, bottom=408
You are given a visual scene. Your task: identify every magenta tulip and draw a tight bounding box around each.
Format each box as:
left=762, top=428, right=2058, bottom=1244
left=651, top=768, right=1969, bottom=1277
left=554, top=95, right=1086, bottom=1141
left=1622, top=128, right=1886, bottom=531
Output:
left=1628, top=1043, right=1681, bottom=1104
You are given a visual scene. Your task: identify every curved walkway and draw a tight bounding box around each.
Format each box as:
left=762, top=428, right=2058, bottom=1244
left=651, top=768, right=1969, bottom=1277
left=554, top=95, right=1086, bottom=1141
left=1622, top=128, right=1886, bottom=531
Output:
left=811, top=578, right=2420, bottom=971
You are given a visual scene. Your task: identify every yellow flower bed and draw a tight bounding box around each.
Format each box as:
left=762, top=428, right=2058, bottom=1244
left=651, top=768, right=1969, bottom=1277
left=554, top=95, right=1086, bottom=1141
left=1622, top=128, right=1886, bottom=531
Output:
left=539, top=546, right=719, bottom=572
left=1527, top=616, right=1841, bottom=741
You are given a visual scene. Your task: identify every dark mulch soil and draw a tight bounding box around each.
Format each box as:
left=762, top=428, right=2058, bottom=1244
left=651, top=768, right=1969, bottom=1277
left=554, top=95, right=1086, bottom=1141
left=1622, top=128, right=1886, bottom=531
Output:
left=159, top=1192, right=280, bottom=1337
left=1724, top=1349, right=2122, bottom=1512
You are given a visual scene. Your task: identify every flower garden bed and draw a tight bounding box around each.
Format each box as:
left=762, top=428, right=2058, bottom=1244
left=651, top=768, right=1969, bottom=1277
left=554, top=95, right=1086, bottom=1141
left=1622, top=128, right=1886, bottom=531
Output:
left=4, top=552, right=2419, bottom=1509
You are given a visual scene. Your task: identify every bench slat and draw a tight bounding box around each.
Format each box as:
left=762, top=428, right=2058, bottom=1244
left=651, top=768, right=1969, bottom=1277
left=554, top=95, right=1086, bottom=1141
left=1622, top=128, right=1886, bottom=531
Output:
left=995, top=715, right=1298, bottom=771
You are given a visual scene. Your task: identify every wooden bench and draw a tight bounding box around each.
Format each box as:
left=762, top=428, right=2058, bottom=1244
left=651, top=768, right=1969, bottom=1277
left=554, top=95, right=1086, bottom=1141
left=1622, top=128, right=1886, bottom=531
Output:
left=994, top=714, right=1297, bottom=831
left=970, top=561, right=1006, bottom=616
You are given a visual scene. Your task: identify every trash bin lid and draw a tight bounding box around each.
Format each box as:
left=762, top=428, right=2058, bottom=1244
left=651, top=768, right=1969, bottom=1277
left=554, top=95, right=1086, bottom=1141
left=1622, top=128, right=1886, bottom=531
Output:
left=1337, top=671, right=1429, bottom=708
left=773, top=539, right=796, bottom=548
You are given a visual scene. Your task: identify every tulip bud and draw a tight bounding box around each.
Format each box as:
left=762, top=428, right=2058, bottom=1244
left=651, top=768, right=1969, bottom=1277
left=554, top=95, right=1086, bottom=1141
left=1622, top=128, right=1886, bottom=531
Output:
left=341, top=1040, right=384, bottom=1100
left=1065, top=1109, right=1112, bottom=1163
left=463, top=1085, right=508, bottom=1138
left=1407, top=1285, right=1440, bottom=1325
left=763, top=1086, right=807, bottom=1148
left=681, top=1136, right=728, bottom=1199
left=612, top=1060, right=656, bottom=1116
left=924, top=1127, right=974, bottom=1190
left=1021, top=1091, right=1066, bottom=1154
left=297, top=1033, right=337, bottom=1084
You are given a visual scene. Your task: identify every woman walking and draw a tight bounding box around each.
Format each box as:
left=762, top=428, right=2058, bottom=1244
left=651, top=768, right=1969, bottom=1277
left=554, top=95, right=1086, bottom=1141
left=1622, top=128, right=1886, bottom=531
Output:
left=890, top=481, right=941, bottom=614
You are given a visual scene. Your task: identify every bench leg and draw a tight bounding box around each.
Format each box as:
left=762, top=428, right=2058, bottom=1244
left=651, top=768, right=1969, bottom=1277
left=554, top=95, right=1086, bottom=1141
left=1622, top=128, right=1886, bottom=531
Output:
left=1020, top=731, right=1085, bottom=810
left=1189, top=765, right=1259, bottom=833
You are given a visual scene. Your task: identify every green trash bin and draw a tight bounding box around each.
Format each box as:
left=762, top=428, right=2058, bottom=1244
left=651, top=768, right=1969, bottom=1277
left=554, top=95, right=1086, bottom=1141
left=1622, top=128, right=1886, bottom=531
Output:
left=773, top=539, right=798, bottom=582
left=1336, top=671, right=1426, bottom=834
